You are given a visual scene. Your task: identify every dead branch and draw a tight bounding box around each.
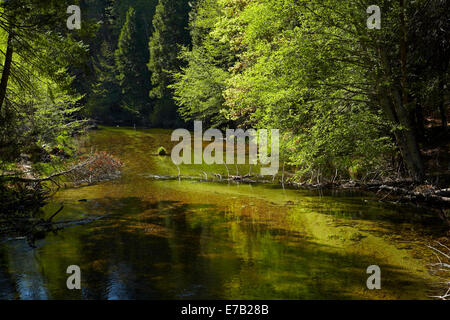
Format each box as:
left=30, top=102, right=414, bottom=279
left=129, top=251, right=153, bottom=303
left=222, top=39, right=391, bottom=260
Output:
left=3, top=158, right=95, bottom=183
left=428, top=242, right=450, bottom=300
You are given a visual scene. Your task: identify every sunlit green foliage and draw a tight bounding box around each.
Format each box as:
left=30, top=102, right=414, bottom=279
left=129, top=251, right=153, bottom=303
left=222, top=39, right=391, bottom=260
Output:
left=172, top=0, right=448, bottom=181
left=0, top=1, right=88, bottom=169
left=171, top=47, right=230, bottom=127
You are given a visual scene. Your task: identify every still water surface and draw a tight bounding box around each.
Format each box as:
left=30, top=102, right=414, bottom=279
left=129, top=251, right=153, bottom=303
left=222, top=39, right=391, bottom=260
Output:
left=0, top=127, right=445, bottom=299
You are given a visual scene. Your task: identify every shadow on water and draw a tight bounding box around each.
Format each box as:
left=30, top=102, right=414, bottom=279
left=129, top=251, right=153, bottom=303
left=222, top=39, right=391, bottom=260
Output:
left=0, top=197, right=437, bottom=300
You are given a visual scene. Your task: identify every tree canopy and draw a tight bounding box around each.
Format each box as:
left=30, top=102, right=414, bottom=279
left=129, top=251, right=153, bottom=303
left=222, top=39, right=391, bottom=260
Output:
left=0, top=0, right=448, bottom=184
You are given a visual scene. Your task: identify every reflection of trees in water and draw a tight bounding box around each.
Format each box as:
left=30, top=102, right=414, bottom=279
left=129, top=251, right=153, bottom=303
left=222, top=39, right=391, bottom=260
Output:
left=1, top=206, right=64, bottom=247
left=0, top=197, right=440, bottom=299
left=0, top=247, right=16, bottom=299
left=1, top=205, right=105, bottom=249
left=0, top=242, right=49, bottom=299
left=33, top=198, right=207, bottom=299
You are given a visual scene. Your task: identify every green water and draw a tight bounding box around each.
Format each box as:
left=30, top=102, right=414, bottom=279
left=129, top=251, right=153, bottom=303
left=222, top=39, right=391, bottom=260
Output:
left=0, top=127, right=445, bottom=299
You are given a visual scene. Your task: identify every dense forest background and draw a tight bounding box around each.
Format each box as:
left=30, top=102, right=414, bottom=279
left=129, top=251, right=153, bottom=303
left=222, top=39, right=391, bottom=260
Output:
left=0, top=0, right=449, bottom=189
left=75, top=0, right=191, bottom=128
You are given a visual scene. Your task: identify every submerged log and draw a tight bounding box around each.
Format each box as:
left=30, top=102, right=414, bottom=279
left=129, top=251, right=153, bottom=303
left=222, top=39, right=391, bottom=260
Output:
left=1, top=211, right=105, bottom=248
left=141, top=173, right=450, bottom=213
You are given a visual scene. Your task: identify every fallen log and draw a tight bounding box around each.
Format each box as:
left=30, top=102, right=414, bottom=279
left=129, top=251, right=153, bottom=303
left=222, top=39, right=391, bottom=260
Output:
left=378, top=185, right=450, bottom=205
left=1, top=158, right=95, bottom=184
left=435, top=189, right=450, bottom=197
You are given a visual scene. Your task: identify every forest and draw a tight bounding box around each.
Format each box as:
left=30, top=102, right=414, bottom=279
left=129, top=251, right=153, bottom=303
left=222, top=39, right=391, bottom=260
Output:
left=1, top=0, right=448, bottom=183
left=0, top=0, right=449, bottom=301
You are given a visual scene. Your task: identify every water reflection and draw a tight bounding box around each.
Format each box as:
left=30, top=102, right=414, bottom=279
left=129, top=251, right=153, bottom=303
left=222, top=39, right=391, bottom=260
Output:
left=0, top=128, right=444, bottom=300
left=0, top=196, right=437, bottom=299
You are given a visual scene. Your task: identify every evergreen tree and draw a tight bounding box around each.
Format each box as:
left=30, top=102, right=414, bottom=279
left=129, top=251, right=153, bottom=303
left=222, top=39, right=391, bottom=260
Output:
left=110, top=0, right=157, bottom=38
left=115, top=7, right=152, bottom=125
left=148, top=0, right=191, bottom=128
left=87, top=40, right=122, bottom=124
left=81, top=0, right=158, bottom=124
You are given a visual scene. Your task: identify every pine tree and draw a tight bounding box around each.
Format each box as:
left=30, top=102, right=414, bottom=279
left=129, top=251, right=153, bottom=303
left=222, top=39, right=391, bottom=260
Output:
left=87, top=40, right=123, bottom=123
left=148, top=0, right=191, bottom=128
left=115, top=7, right=152, bottom=124
left=110, top=0, right=157, bottom=38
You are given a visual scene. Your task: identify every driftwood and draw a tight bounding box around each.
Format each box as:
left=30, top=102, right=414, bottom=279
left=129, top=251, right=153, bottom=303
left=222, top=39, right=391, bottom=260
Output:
left=0, top=158, right=95, bottom=184
left=332, top=180, right=450, bottom=209
left=0, top=154, right=119, bottom=247
left=435, top=188, right=450, bottom=197
left=142, top=172, right=450, bottom=212
left=142, top=173, right=264, bottom=184
left=2, top=205, right=64, bottom=247
left=427, top=242, right=450, bottom=300
left=376, top=185, right=450, bottom=206
left=1, top=204, right=104, bottom=248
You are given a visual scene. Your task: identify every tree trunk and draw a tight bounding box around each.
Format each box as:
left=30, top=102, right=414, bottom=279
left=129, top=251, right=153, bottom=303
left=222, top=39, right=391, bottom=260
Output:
left=415, top=102, right=425, bottom=142
left=378, top=44, right=425, bottom=182
left=392, top=106, right=424, bottom=181
left=392, top=86, right=425, bottom=182
left=387, top=0, right=424, bottom=182
left=0, top=30, right=14, bottom=115
left=438, top=73, right=448, bottom=131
